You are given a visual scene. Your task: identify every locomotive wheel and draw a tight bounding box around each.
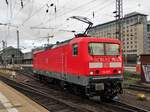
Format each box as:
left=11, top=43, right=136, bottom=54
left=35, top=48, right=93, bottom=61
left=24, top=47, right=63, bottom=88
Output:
left=101, top=96, right=112, bottom=102
left=100, top=94, right=116, bottom=102
left=59, top=80, right=67, bottom=90
left=46, top=77, right=54, bottom=84
left=72, top=85, right=86, bottom=96
left=72, top=86, right=81, bottom=95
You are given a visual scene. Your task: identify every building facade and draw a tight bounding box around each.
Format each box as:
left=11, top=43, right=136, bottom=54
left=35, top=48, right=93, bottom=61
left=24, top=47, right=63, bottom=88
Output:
left=88, top=12, right=150, bottom=63
left=23, top=52, right=32, bottom=64
left=147, top=21, right=150, bottom=53
left=0, top=46, right=23, bottom=65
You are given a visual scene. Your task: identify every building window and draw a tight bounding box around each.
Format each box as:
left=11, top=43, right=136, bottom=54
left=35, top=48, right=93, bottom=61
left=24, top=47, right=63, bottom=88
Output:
left=134, top=32, right=137, bottom=35
left=73, top=44, right=78, bottom=56
left=134, top=27, right=137, bottom=31
left=126, top=19, right=129, bottom=24
left=134, top=17, right=138, bottom=21
left=147, top=24, right=150, bottom=32
left=131, top=34, right=134, bottom=36
left=130, top=18, right=133, bottom=23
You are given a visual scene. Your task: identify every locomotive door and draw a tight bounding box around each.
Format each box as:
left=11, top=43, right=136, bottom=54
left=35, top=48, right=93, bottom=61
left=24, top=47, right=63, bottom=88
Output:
left=61, top=53, right=67, bottom=80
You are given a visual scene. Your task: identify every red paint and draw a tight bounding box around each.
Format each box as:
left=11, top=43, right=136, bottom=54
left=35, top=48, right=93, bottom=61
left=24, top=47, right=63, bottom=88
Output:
left=33, top=37, right=123, bottom=77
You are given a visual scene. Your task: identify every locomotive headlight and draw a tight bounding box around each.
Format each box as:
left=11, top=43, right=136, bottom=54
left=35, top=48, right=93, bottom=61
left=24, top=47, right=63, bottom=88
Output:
left=90, top=71, right=94, bottom=75
left=118, top=70, right=121, bottom=74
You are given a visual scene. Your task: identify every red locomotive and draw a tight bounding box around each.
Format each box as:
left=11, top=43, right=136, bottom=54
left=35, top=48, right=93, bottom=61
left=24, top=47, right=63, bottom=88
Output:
left=33, top=35, right=123, bottom=99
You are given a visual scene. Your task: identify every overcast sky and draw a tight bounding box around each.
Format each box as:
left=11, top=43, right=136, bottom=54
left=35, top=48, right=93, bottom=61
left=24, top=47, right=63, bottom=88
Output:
left=0, top=0, right=150, bottom=52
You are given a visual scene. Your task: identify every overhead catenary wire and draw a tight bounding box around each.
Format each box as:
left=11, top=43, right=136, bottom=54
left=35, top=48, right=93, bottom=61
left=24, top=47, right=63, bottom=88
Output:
left=22, top=0, right=53, bottom=25
left=11, top=0, right=33, bottom=23
left=32, top=0, right=98, bottom=30
left=22, top=0, right=97, bottom=28
left=5, top=0, right=115, bottom=31
left=40, top=0, right=97, bottom=26
left=60, top=0, right=114, bottom=30
left=86, top=0, right=114, bottom=18
left=29, top=0, right=72, bottom=28
left=30, top=0, right=115, bottom=39
left=65, top=0, right=114, bottom=22
left=1, top=0, right=120, bottom=49
left=38, top=0, right=113, bottom=29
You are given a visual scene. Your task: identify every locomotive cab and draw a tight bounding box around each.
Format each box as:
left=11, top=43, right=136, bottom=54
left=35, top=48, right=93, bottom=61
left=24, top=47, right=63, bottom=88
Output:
left=88, top=42, right=123, bottom=76
left=86, top=41, right=123, bottom=99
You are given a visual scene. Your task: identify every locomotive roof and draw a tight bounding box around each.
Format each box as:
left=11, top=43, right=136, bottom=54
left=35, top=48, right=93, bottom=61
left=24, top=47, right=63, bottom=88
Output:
left=71, top=37, right=121, bottom=43
left=34, top=37, right=120, bottom=54
left=53, top=37, right=120, bottom=47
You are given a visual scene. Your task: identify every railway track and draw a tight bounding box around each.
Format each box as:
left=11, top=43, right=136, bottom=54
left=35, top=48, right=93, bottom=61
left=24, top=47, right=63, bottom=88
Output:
left=127, top=84, right=150, bottom=93
left=104, top=100, right=149, bottom=112
left=0, top=69, right=149, bottom=112
left=0, top=75, right=97, bottom=112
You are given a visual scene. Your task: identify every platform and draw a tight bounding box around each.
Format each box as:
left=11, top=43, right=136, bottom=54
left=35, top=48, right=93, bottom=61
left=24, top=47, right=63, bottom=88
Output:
left=0, top=81, right=48, bottom=112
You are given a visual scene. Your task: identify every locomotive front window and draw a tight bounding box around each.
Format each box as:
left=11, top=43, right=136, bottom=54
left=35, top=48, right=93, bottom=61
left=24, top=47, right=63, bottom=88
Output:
left=89, top=43, right=120, bottom=56
left=105, top=44, right=120, bottom=55
left=89, top=43, right=104, bottom=55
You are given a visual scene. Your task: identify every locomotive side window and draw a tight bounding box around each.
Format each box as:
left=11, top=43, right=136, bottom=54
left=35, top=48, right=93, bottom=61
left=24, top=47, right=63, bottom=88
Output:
left=73, top=44, right=78, bottom=56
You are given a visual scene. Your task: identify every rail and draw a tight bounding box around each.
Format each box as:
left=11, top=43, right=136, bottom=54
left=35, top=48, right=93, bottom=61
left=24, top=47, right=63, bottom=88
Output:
left=0, top=69, right=149, bottom=112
